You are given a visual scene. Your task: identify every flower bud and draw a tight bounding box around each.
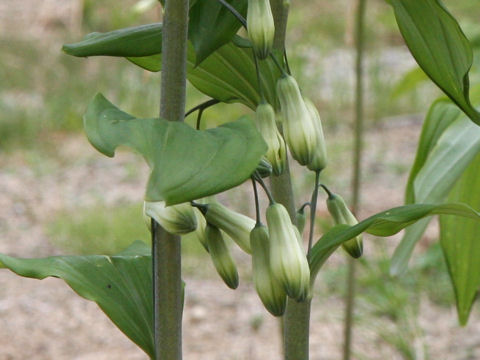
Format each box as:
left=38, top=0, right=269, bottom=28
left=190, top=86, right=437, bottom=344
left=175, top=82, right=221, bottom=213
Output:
left=266, top=203, right=310, bottom=301
left=144, top=201, right=197, bottom=235
left=250, top=224, right=287, bottom=316
left=256, top=157, right=273, bottom=178
left=304, top=98, right=328, bottom=172
left=204, top=203, right=255, bottom=254
left=205, top=224, right=239, bottom=289
left=277, top=75, right=317, bottom=166
left=255, top=103, right=287, bottom=176
left=247, top=0, right=275, bottom=60
left=325, top=191, right=363, bottom=258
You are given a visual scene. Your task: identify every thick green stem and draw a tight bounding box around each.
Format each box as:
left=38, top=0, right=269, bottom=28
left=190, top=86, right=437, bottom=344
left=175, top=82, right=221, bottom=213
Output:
left=269, top=1, right=311, bottom=359
left=343, top=0, right=367, bottom=359
left=153, top=1, right=189, bottom=359
left=284, top=298, right=312, bottom=360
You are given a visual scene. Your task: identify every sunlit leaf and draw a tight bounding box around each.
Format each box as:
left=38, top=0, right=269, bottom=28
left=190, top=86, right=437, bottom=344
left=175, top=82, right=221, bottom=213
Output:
left=440, top=154, right=480, bottom=325
left=0, top=241, right=155, bottom=358
left=391, top=0, right=480, bottom=123
left=391, top=112, right=480, bottom=275
left=309, top=203, right=480, bottom=282
left=84, top=94, right=267, bottom=204
left=405, top=99, right=462, bottom=204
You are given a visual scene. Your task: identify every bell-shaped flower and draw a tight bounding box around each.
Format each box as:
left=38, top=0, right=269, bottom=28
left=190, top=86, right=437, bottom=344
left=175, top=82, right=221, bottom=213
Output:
left=304, top=98, right=328, bottom=172
left=250, top=224, right=287, bottom=316
left=144, top=201, right=197, bottom=235
left=266, top=203, right=310, bottom=301
left=277, top=75, right=317, bottom=166
left=205, top=223, right=239, bottom=289
left=255, top=102, right=287, bottom=176
left=247, top=0, right=275, bottom=60
left=204, top=202, right=255, bottom=254
left=325, top=191, right=363, bottom=258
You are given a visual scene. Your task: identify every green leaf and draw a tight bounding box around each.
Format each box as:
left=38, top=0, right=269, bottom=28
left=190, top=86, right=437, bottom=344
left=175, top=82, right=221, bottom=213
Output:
left=440, top=154, right=480, bottom=325
left=129, top=43, right=280, bottom=110
left=63, top=24, right=278, bottom=109
left=0, top=241, right=155, bottom=358
left=84, top=94, right=267, bottom=204
left=405, top=98, right=462, bottom=204
left=391, top=113, right=480, bottom=275
left=187, top=43, right=280, bottom=109
left=189, top=0, right=247, bottom=65
left=390, top=0, right=480, bottom=124
left=308, top=203, right=480, bottom=282
left=62, top=23, right=163, bottom=57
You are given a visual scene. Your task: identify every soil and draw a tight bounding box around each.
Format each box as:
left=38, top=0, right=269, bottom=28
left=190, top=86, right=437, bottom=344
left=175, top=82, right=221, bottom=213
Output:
left=1, top=122, right=479, bottom=360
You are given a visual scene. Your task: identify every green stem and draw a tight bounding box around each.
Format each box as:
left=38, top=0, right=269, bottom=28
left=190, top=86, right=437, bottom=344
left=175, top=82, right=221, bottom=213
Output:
left=284, top=298, right=312, bottom=360
left=217, top=0, right=247, bottom=28
left=343, top=0, right=367, bottom=359
left=154, top=1, right=189, bottom=359
left=270, top=0, right=290, bottom=51
left=251, top=177, right=262, bottom=224
left=268, top=1, right=311, bottom=359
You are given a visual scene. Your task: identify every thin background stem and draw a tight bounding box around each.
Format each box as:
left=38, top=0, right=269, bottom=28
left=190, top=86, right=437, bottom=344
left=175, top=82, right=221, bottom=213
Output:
left=154, top=0, right=189, bottom=359
left=343, top=0, right=367, bottom=359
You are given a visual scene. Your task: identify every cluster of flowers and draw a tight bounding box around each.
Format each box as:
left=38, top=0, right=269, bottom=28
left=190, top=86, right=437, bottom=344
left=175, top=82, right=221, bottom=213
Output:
left=141, top=0, right=363, bottom=317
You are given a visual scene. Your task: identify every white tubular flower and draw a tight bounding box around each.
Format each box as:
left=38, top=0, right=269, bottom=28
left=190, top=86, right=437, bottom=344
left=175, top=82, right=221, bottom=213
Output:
left=277, top=75, right=317, bottom=166
left=304, top=98, right=328, bottom=172
left=250, top=224, right=287, bottom=316
left=204, top=202, right=255, bottom=254
left=247, top=0, right=275, bottom=60
left=325, top=191, right=363, bottom=258
left=205, top=223, right=239, bottom=289
left=143, top=201, right=197, bottom=235
left=266, top=203, right=310, bottom=301
left=255, top=102, right=287, bottom=176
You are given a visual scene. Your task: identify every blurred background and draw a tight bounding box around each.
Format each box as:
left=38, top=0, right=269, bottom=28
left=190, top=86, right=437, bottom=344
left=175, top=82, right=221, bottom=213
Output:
left=0, top=0, right=479, bottom=359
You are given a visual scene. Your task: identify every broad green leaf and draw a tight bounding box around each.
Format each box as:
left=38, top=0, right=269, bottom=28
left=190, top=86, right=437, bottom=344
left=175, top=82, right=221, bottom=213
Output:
left=0, top=241, right=154, bottom=358
left=84, top=93, right=267, bottom=204
left=391, top=113, right=480, bottom=275
left=405, top=99, right=462, bottom=204
left=129, top=43, right=280, bottom=109
left=187, top=43, right=280, bottom=109
left=188, top=0, right=247, bottom=65
left=440, top=154, right=480, bottom=325
left=390, top=0, right=480, bottom=124
left=309, top=203, right=480, bottom=282
left=63, top=23, right=163, bottom=57
left=63, top=25, right=279, bottom=109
